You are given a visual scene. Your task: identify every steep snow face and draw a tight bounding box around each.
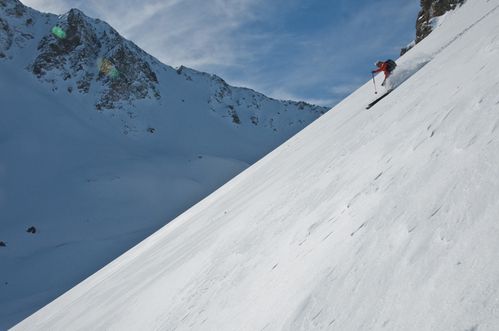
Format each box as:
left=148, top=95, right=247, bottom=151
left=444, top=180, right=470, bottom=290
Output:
left=0, top=1, right=327, bottom=329
left=12, top=0, right=499, bottom=330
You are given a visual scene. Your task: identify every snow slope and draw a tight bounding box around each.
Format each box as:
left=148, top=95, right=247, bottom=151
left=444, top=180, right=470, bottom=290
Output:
left=0, top=0, right=326, bottom=328
left=12, top=0, right=499, bottom=330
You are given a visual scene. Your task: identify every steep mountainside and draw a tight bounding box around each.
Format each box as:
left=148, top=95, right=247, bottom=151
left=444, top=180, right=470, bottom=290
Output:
left=13, top=0, right=499, bottom=330
left=0, top=0, right=327, bottom=328
left=401, top=0, right=466, bottom=55
left=416, top=0, right=466, bottom=42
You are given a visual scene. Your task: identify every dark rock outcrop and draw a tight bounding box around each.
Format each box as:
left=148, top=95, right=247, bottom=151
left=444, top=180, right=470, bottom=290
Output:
left=401, top=0, right=466, bottom=55
left=1, top=0, right=25, bottom=17
left=416, top=0, right=465, bottom=43
left=30, top=9, right=160, bottom=110
left=0, top=16, right=13, bottom=53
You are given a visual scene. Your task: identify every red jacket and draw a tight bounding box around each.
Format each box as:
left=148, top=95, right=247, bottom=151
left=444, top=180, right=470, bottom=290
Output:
left=373, top=62, right=391, bottom=78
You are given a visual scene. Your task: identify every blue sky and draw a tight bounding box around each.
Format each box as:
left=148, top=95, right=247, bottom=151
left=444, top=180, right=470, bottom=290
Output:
left=23, top=0, right=420, bottom=106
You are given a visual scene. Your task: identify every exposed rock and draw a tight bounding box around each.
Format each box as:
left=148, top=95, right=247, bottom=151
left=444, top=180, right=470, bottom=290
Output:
left=417, top=0, right=466, bottom=43
left=29, top=8, right=160, bottom=110
left=3, top=0, right=25, bottom=17
left=0, top=0, right=23, bottom=8
left=0, top=17, right=13, bottom=53
left=33, top=10, right=99, bottom=76
left=402, top=0, right=465, bottom=55
left=228, top=105, right=240, bottom=124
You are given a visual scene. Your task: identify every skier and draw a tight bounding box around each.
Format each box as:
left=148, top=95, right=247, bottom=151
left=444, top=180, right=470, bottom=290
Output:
left=372, top=59, right=397, bottom=86
left=366, top=59, right=397, bottom=109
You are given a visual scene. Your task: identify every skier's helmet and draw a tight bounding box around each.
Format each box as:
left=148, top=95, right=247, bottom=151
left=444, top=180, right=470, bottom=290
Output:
left=375, top=61, right=383, bottom=67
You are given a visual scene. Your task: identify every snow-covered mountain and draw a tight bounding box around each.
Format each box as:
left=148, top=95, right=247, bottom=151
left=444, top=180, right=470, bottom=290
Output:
left=12, top=0, right=499, bottom=330
left=0, top=0, right=327, bottom=328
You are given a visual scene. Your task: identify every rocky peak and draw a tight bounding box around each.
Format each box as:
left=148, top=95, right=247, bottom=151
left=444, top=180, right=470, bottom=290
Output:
left=0, top=0, right=26, bottom=18
left=29, top=6, right=160, bottom=109
left=0, top=0, right=24, bottom=10
left=416, top=0, right=465, bottom=43
left=0, top=0, right=32, bottom=58
left=32, top=9, right=101, bottom=76
left=401, top=0, right=465, bottom=55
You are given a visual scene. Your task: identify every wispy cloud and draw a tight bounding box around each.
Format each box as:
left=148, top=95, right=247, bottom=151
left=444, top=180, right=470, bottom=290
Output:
left=237, top=0, right=419, bottom=105
left=83, top=0, right=271, bottom=69
left=22, top=0, right=419, bottom=107
left=330, top=83, right=362, bottom=96
left=23, top=0, right=274, bottom=70
left=268, top=87, right=337, bottom=108
left=22, top=0, right=73, bottom=14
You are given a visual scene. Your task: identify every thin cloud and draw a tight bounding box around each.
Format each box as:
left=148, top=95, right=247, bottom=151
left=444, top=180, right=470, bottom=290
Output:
left=269, top=88, right=336, bottom=108
left=330, top=83, right=362, bottom=95
left=22, top=0, right=73, bottom=13
left=82, top=0, right=270, bottom=70
left=21, top=0, right=419, bottom=107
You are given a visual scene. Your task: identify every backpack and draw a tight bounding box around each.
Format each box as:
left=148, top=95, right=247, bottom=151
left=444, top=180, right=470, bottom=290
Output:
left=385, top=59, right=397, bottom=72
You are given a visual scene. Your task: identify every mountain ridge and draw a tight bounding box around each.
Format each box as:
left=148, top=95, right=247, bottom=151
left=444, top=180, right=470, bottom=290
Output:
left=1, top=0, right=326, bottom=116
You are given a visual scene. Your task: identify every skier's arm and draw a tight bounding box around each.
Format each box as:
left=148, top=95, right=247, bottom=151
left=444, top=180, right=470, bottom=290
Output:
left=372, top=62, right=388, bottom=74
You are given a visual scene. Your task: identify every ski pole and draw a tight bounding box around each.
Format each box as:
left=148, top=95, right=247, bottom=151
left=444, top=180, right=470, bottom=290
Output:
left=372, top=72, right=378, bottom=94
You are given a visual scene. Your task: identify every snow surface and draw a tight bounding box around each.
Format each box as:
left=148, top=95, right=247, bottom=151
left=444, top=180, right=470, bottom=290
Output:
left=11, top=0, right=499, bottom=330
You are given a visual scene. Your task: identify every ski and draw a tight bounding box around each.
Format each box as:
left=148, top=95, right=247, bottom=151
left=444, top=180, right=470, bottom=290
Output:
left=366, top=89, right=393, bottom=110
